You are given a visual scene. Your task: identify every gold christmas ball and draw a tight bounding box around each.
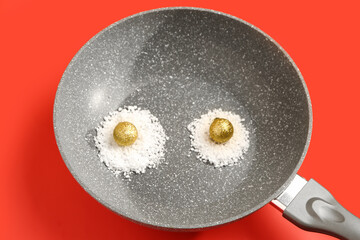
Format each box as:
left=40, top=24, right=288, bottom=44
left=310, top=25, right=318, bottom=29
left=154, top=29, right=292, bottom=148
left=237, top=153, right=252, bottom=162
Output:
left=209, top=118, right=234, bottom=144
left=113, top=122, right=138, bottom=146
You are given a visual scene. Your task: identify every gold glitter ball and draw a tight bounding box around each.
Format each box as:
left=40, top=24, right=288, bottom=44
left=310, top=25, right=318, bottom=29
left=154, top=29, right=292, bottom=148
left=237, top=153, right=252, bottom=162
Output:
left=209, top=118, right=234, bottom=144
left=113, top=122, right=138, bottom=146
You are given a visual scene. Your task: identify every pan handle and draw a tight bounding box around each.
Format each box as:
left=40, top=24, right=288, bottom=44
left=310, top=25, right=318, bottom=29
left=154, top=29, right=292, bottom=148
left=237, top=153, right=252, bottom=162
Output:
left=278, top=177, right=360, bottom=240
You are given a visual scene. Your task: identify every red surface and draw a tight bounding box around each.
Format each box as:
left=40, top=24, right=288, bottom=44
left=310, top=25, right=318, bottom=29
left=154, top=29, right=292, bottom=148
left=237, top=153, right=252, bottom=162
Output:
left=1, top=0, right=359, bottom=239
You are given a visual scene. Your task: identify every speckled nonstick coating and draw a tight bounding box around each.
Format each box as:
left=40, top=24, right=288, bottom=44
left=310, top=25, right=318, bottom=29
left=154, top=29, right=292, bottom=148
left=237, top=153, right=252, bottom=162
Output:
left=53, top=7, right=312, bottom=230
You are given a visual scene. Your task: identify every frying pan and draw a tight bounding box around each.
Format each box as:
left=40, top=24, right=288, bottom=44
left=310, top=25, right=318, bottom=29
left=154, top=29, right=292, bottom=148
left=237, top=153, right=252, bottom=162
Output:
left=53, top=7, right=360, bottom=239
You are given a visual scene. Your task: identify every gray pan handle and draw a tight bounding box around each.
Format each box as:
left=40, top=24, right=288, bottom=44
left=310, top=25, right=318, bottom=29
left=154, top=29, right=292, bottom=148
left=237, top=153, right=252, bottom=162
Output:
left=283, top=179, right=360, bottom=240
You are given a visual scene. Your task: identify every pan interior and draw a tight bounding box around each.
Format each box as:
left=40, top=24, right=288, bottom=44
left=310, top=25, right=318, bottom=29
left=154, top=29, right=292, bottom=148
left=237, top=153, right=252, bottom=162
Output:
left=54, top=8, right=311, bottom=229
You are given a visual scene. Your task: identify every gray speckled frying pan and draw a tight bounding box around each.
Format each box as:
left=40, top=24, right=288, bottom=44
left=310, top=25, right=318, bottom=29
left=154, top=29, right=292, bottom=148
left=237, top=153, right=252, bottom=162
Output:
left=53, top=7, right=360, bottom=239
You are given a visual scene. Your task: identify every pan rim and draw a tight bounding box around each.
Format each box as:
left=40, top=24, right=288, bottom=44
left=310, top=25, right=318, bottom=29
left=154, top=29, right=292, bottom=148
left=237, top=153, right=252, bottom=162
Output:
left=53, top=6, right=313, bottom=230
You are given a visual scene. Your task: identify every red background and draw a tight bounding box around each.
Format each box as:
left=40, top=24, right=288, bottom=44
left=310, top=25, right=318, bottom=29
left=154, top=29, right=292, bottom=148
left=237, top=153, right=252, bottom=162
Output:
left=1, top=0, right=359, bottom=239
